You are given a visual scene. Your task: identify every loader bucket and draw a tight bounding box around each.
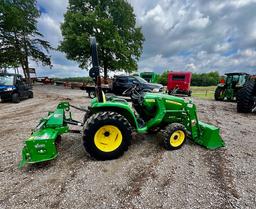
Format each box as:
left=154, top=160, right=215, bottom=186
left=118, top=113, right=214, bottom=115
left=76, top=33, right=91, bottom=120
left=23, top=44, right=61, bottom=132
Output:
left=194, top=121, right=225, bottom=149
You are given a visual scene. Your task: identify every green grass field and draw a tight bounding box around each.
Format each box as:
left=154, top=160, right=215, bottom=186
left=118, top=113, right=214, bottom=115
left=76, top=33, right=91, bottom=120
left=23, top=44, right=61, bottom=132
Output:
left=191, top=86, right=216, bottom=100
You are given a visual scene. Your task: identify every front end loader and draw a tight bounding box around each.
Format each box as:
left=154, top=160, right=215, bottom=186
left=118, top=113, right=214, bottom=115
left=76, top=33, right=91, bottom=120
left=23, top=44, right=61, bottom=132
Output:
left=19, top=37, right=225, bottom=168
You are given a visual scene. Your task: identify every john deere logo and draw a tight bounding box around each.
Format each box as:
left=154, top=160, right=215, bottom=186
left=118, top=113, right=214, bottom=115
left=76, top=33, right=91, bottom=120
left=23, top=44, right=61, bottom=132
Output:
left=53, top=114, right=62, bottom=118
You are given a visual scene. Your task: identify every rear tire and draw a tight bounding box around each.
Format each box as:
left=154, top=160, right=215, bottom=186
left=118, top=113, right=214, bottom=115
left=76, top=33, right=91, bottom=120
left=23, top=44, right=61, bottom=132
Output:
left=12, top=93, right=20, bottom=103
left=160, top=123, right=187, bottom=150
left=83, top=109, right=93, bottom=124
left=214, top=87, right=225, bottom=101
left=83, top=112, right=132, bottom=160
left=237, top=80, right=256, bottom=113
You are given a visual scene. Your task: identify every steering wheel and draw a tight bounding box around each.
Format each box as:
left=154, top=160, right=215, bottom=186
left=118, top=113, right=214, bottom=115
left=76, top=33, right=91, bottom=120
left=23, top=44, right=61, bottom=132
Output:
left=123, top=84, right=147, bottom=107
left=122, top=85, right=137, bottom=96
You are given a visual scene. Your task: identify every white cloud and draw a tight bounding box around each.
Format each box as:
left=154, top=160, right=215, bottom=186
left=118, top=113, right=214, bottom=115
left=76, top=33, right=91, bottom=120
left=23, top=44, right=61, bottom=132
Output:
left=188, top=11, right=210, bottom=29
left=131, top=0, right=256, bottom=75
left=37, top=14, right=62, bottom=47
left=186, top=63, right=197, bottom=71
left=230, top=0, right=256, bottom=8
left=33, top=1, right=83, bottom=78
left=37, top=0, right=68, bottom=21
left=214, top=43, right=230, bottom=52
left=240, top=49, right=256, bottom=57
left=32, top=0, right=256, bottom=77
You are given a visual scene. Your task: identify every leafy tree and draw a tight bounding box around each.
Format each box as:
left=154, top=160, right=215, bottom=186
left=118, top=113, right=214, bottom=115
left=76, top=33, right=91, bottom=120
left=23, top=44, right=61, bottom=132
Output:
left=59, top=0, right=144, bottom=78
left=157, top=71, right=168, bottom=85
left=157, top=71, right=220, bottom=86
left=0, top=0, right=52, bottom=80
left=191, top=71, right=220, bottom=86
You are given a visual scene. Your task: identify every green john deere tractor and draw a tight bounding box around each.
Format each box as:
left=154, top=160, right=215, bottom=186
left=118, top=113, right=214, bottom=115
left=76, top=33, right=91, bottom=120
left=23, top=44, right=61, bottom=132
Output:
left=18, top=37, right=224, bottom=168
left=215, top=73, right=249, bottom=101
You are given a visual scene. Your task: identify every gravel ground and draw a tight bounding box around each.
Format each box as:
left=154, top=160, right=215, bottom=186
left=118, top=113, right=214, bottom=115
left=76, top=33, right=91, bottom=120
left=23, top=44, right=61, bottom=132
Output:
left=0, top=85, right=255, bottom=209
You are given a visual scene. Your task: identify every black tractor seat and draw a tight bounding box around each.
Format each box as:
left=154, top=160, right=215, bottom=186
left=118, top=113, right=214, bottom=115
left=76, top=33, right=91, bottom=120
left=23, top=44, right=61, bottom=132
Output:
left=105, top=93, right=128, bottom=104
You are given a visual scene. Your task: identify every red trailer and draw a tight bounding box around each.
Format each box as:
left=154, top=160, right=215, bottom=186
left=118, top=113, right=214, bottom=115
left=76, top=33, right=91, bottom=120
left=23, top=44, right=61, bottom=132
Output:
left=167, top=71, right=192, bottom=96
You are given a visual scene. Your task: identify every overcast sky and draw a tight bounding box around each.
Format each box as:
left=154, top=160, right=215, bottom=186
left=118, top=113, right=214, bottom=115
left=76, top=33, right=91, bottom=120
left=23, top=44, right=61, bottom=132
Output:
left=34, top=0, right=256, bottom=77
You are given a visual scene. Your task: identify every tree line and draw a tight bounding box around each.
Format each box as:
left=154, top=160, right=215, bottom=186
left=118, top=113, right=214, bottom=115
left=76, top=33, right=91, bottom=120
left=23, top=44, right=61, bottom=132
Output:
left=191, top=71, right=220, bottom=86
left=56, top=71, right=221, bottom=86
left=157, top=71, right=220, bottom=86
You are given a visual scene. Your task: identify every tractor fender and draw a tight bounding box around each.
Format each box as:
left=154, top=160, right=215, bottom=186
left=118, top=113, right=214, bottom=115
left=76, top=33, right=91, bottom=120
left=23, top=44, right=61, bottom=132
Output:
left=90, top=102, right=139, bottom=129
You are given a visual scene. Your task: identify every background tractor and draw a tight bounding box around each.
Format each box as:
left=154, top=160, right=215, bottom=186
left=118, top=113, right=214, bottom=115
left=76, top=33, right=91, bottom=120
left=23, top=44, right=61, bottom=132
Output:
left=19, top=37, right=224, bottom=168
left=237, top=76, right=256, bottom=113
left=140, top=72, right=159, bottom=83
left=214, top=73, right=249, bottom=101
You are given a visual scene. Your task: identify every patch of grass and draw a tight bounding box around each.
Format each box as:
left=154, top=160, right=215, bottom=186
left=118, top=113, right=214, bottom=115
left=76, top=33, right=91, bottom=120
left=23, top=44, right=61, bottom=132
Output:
left=191, top=86, right=216, bottom=100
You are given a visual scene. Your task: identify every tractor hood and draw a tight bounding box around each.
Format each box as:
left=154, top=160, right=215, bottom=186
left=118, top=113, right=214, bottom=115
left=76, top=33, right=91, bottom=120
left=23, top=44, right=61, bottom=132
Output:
left=0, top=85, right=16, bottom=92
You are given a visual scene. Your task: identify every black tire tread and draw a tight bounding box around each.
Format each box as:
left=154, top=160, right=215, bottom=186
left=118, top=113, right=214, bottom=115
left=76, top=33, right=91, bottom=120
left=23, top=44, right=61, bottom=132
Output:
left=83, top=111, right=132, bottom=160
left=12, top=93, right=20, bottom=103
left=237, top=80, right=256, bottom=113
left=160, top=123, right=187, bottom=150
left=214, top=87, right=224, bottom=101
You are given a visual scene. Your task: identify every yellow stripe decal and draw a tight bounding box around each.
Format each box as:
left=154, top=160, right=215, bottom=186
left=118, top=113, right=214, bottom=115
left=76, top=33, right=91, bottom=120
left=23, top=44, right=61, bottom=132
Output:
left=145, top=99, right=156, bottom=103
left=165, top=100, right=183, bottom=106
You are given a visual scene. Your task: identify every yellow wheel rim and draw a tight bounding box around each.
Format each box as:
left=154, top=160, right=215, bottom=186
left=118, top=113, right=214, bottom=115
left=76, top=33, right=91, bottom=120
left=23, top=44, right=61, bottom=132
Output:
left=169, top=130, right=185, bottom=147
left=94, top=125, right=123, bottom=152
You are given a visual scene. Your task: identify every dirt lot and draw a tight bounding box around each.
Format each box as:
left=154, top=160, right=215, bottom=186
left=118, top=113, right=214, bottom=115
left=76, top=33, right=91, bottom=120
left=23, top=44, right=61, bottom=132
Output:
left=0, top=85, right=256, bottom=209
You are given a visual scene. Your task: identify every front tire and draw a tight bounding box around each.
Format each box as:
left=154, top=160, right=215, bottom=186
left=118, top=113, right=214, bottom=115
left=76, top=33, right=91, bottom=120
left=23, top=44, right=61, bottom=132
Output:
left=83, top=112, right=132, bottom=160
left=12, top=93, right=20, bottom=103
left=160, top=123, right=187, bottom=150
left=214, top=87, right=225, bottom=101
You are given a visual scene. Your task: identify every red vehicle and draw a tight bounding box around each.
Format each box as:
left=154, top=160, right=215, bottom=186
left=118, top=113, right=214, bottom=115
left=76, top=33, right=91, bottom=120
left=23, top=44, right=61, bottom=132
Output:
left=167, top=71, right=192, bottom=96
